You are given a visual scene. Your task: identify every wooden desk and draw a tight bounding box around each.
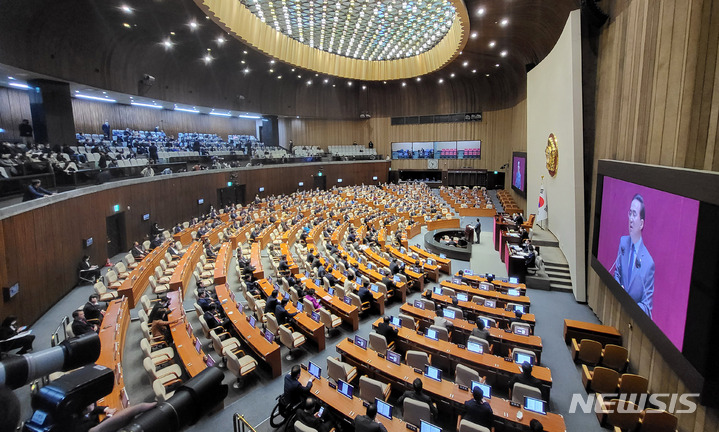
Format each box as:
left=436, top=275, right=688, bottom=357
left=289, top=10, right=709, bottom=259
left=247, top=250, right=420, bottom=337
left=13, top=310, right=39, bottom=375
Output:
left=213, top=243, right=232, bottom=286
left=505, top=245, right=528, bottom=284
left=493, top=216, right=516, bottom=252
left=409, top=245, right=451, bottom=275
left=406, top=222, right=423, bottom=239
left=250, top=242, right=265, bottom=279
left=563, top=319, right=622, bottom=346
left=258, top=279, right=325, bottom=351
left=386, top=245, right=438, bottom=284
left=459, top=274, right=527, bottom=295
left=429, top=292, right=535, bottom=329
left=299, top=369, right=407, bottom=432
left=202, top=222, right=229, bottom=246
left=95, top=298, right=130, bottom=412
left=215, top=284, right=283, bottom=378
left=426, top=218, right=461, bottom=231
left=439, top=281, right=531, bottom=310
left=367, top=321, right=551, bottom=398
left=168, top=242, right=202, bottom=292
left=167, top=291, right=207, bottom=377
left=173, top=226, right=196, bottom=246
left=117, top=243, right=169, bottom=308
left=399, top=303, right=543, bottom=363
left=280, top=243, right=300, bottom=275
left=336, top=340, right=564, bottom=431
left=301, top=276, right=359, bottom=331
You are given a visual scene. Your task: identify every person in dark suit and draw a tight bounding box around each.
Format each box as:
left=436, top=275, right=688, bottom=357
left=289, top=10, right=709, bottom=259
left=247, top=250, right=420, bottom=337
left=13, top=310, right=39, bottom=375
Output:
left=83, top=294, right=105, bottom=325
left=131, top=242, right=147, bottom=259
left=474, top=218, right=482, bottom=243
left=283, top=365, right=313, bottom=407
left=471, top=318, right=490, bottom=340
left=355, top=403, right=387, bottom=432
left=397, top=378, right=438, bottom=418
left=376, top=316, right=398, bottom=345
left=203, top=304, right=232, bottom=331
left=514, top=212, right=524, bottom=226
left=71, top=310, right=97, bottom=336
left=389, top=258, right=400, bottom=275
left=78, top=255, right=101, bottom=282
left=22, top=179, right=53, bottom=202
left=295, top=398, right=333, bottom=432
left=197, top=290, right=215, bottom=312
left=613, top=194, right=655, bottom=318
left=275, top=298, right=298, bottom=325
left=358, top=283, right=373, bottom=304
left=509, top=362, right=542, bottom=396
left=381, top=276, right=396, bottom=296
left=102, top=120, right=111, bottom=139
left=0, top=315, right=34, bottom=354
left=168, top=243, right=183, bottom=259
left=265, top=290, right=280, bottom=314
left=461, top=386, right=493, bottom=429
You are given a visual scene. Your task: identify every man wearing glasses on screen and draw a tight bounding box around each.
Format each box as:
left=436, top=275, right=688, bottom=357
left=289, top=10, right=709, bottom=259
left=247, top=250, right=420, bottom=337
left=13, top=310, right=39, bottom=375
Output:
left=613, top=194, right=655, bottom=318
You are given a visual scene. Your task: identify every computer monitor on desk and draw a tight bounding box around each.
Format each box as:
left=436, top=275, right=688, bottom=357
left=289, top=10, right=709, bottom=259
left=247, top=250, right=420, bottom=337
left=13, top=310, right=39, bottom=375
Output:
left=420, top=420, right=441, bottom=432
left=308, top=361, right=321, bottom=380
left=425, top=365, right=441, bottom=382
left=414, top=300, right=425, bottom=310
left=484, top=299, right=496, bottom=308
left=470, top=381, right=491, bottom=399
left=425, top=328, right=439, bottom=341
left=264, top=329, right=275, bottom=344
left=391, top=317, right=402, bottom=327
left=328, top=287, right=335, bottom=296
left=456, top=293, right=468, bottom=302
left=387, top=350, right=401, bottom=365
left=524, top=397, right=546, bottom=415
left=514, top=352, right=534, bottom=365
left=375, top=398, right=393, bottom=420
left=370, top=284, right=379, bottom=293
left=337, top=380, right=353, bottom=399
left=452, top=276, right=462, bottom=284
left=354, top=335, right=368, bottom=350
left=249, top=316, right=257, bottom=328
left=466, top=342, right=484, bottom=354
left=296, top=302, right=304, bottom=313
left=443, top=309, right=456, bottom=319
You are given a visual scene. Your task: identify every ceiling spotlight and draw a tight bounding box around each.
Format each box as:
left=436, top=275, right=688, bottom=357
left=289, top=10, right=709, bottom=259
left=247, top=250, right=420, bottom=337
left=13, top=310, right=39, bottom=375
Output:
left=462, top=61, right=468, bottom=67
left=123, top=22, right=131, bottom=28
left=170, top=32, right=175, bottom=36
left=489, top=41, right=496, bottom=48
left=347, top=81, right=352, bottom=86
left=203, top=54, right=213, bottom=63
left=216, top=36, right=225, bottom=45
left=401, top=82, right=406, bottom=87
left=162, top=39, right=173, bottom=49
left=323, top=79, right=329, bottom=83
left=270, top=60, right=275, bottom=64
left=189, top=21, right=198, bottom=30
left=277, top=75, right=282, bottom=79
left=269, top=69, right=274, bottom=73
left=362, top=85, right=367, bottom=90
left=470, top=32, right=478, bottom=39
left=450, top=73, right=455, bottom=78
left=121, top=4, right=133, bottom=14
left=243, top=50, right=248, bottom=54
left=297, top=75, right=301, bottom=78
left=332, top=84, right=336, bottom=87
left=241, top=60, right=246, bottom=64
left=472, top=69, right=477, bottom=73
left=485, top=74, right=490, bottom=77
left=500, top=50, right=508, bottom=57
left=500, top=18, right=509, bottom=27
left=291, top=68, right=295, bottom=72
left=477, top=7, right=486, bottom=16
left=307, top=80, right=313, bottom=85
left=243, top=68, right=250, bottom=74
left=416, top=77, right=421, bottom=82
left=438, top=78, right=444, bottom=84
left=495, top=63, right=500, bottom=67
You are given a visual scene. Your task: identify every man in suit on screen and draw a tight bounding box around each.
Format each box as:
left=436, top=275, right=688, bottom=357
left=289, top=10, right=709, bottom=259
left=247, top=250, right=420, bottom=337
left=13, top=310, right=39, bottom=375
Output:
left=613, top=194, right=655, bottom=318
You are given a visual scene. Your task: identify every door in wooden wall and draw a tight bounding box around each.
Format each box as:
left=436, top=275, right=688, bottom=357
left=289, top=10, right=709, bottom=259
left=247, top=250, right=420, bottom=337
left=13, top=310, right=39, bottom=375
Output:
left=106, top=212, right=126, bottom=258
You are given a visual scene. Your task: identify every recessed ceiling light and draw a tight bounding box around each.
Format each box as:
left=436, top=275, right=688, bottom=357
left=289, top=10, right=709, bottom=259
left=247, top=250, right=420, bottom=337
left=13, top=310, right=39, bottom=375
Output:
left=470, top=32, right=478, bottom=39
left=332, top=84, right=336, bottom=87
left=462, top=61, right=468, bottom=67
left=383, top=81, right=387, bottom=84
left=216, top=36, right=225, bottom=45
left=438, top=78, right=444, bottom=83
left=121, top=5, right=133, bottom=14
left=297, top=75, right=302, bottom=78
left=277, top=75, right=282, bottom=79
left=489, top=41, right=496, bottom=48
left=243, top=50, right=248, bottom=54
left=401, top=82, right=406, bottom=87
left=170, top=32, right=175, bottom=36
left=243, top=68, right=250, bottom=73
left=189, top=21, right=198, bottom=29
left=472, top=69, right=477, bottom=73
left=450, top=73, right=455, bottom=78
left=485, top=74, right=490, bottom=77
left=347, top=81, right=352, bottom=86
left=500, top=50, right=508, bottom=57
left=323, top=79, right=329, bottom=83
left=123, top=23, right=131, bottom=28
left=307, top=80, right=312, bottom=85
left=291, top=68, right=295, bottom=72
left=477, top=7, right=485, bottom=16
left=269, top=69, right=274, bottom=73
left=205, top=16, right=210, bottom=20
left=416, top=77, right=421, bottom=82
left=270, top=60, right=275, bottom=64
left=206, top=48, right=211, bottom=51
left=500, top=18, right=509, bottom=27
left=362, top=85, right=367, bottom=90
left=241, top=60, right=246, bottom=64
left=495, top=64, right=500, bottom=67
left=203, top=54, right=213, bottom=63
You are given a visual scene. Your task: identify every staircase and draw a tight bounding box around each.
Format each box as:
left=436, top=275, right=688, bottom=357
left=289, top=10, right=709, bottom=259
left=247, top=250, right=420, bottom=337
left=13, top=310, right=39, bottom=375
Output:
left=544, top=261, right=573, bottom=292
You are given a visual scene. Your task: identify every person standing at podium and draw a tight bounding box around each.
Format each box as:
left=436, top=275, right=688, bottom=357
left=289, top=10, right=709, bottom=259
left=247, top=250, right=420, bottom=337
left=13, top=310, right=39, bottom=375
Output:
left=612, top=194, right=655, bottom=318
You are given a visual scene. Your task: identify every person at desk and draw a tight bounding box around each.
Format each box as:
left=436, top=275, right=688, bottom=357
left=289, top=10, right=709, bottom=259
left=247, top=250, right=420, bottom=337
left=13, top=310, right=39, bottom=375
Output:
left=71, top=310, right=97, bottom=336
left=389, top=258, right=401, bottom=275
left=612, top=193, right=655, bottom=318
left=0, top=315, right=34, bottom=354
left=83, top=294, right=105, bottom=326
left=304, top=289, right=322, bottom=311
left=131, top=241, right=147, bottom=260
left=471, top=318, right=490, bottom=340
left=173, top=223, right=183, bottom=234
left=381, top=276, right=397, bottom=295
left=150, top=234, right=164, bottom=250
left=398, top=378, right=438, bottom=418
left=460, top=386, right=493, bottom=430
left=278, top=256, right=290, bottom=276
left=78, top=255, right=101, bottom=282
left=168, top=243, right=183, bottom=260
left=519, top=227, right=529, bottom=244
left=509, top=362, right=542, bottom=397
left=514, top=212, right=525, bottom=226
left=203, top=304, right=232, bottom=332
left=283, top=365, right=314, bottom=408
left=295, top=398, right=334, bottom=432
left=150, top=222, right=164, bottom=237
left=203, top=239, right=217, bottom=260
left=376, top=316, right=398, bottom=346
left=260, top=287, right=277, bottom=310
left=358, top=282, right=373, bottom=305
left=355, top=403, right=387, bottom=432
left=529, top=419, right=544, bottom=431
left=197, top=290, right=216, bottom=312
left=275, top=298, right=298, bottom=326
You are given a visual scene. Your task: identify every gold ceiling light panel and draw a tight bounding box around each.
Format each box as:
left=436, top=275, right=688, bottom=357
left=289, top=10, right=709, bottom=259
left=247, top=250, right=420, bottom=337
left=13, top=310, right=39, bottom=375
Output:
left=194, top=0, right=469, bottom=81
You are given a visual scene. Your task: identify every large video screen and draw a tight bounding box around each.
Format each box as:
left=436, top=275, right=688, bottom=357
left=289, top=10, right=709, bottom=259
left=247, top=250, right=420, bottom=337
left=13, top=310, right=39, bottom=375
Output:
left=596, top=176, right=699, bottom=350
left=511, top=152, right=527, bottom=197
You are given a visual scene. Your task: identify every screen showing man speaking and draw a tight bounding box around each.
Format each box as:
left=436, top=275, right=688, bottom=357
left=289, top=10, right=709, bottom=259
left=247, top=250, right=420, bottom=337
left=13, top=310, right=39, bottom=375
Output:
left=596, top=176, right=699, bottom=351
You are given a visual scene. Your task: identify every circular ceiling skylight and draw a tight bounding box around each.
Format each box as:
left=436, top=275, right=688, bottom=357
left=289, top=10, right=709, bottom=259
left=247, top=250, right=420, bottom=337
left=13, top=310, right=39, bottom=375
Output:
left=238, top=0, right=457, bottom=61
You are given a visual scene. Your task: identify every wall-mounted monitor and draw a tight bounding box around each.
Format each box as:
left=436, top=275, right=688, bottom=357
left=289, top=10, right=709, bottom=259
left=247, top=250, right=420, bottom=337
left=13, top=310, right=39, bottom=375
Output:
left=142, top=213, right=150, bottom=221
left=83, top=238, right=93, bottom=248
left=197, top=198, right=204, bottom=205
left=511, top=152, right=527, bottom=198
left=591, top=160, right=719, bottom=405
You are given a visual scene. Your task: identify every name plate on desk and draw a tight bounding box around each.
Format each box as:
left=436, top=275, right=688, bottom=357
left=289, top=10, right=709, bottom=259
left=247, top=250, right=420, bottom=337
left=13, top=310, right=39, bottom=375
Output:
left=328, top=382, right=337, bottom=389
left=301, top=364, right=308, bottom=370
left=504, top=357, right=512, bottom=362
left=458, top=384, right=469, bottom=391
left=457, top=344, right=466, bottom=349
left=362, top=401, right=370, bottom=408
left=377, top=353, right=385, bottom=359
left=406, top=424, right=418, bottom=431
left=510, top=401, right=521, bottom=407
left=413, top=368, right=423, bottom=375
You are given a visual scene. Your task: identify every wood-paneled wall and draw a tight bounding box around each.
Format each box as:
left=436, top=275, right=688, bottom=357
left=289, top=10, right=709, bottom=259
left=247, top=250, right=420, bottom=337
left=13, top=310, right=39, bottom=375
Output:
left=0, top=88, right=32, bottom=141
left=589, top=0, right=719, bottom=430
left=71, top=99, right=257, bottom=139
left=0, top=161, right=388, bottom=326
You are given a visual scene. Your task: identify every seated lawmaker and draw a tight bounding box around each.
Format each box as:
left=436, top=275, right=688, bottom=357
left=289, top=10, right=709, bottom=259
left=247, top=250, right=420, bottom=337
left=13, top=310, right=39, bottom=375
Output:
left=376, top=316, right=398, bottom=346
left=295, top=398, right=334, bottom=432
left=275, top=298, right=298, bottom=325
left=71, top=310, right=97, bottom=336
left=460, top=386, right=493, bottom=431
left=83, top=294, right=106, bottom=325
left=355, top=403, right=387, bottom=432
left=283, top=365, right=314, bottom=407
left=397, top=378, right=438, bottom=418
left=509, top=362, right=542, bottom=398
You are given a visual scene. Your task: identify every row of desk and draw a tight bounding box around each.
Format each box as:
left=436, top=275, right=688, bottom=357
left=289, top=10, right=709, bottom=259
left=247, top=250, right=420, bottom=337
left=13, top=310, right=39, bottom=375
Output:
left=117, top=243, right=169, bottom=308
left=96, top=298, right=130, bottom=412
left=168, top=242, right=202, bottom=292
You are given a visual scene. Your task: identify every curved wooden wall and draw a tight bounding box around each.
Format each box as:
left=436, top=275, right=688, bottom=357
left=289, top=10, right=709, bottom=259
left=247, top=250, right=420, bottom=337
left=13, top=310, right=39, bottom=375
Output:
left=0, top=161, right=388, bottom=326
left=588, top=0, right=719, bottom=430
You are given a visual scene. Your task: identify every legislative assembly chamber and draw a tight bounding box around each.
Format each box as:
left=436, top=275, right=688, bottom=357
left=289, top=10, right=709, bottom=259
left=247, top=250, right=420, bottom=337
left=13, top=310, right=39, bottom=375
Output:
left=0, top=0, right=718, bottom=431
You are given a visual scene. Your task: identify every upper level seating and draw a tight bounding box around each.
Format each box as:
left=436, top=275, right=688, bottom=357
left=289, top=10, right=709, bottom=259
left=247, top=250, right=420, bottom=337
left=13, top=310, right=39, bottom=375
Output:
left=253, top=147, right=288, bottom=159
left=293, top=146, right=324, bottom=157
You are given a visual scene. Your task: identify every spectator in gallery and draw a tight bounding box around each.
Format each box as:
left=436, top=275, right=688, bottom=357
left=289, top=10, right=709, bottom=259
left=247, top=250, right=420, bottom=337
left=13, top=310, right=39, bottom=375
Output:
left=18, top=119, right=33, bottom=145
left=22, top=179, right=53, bottom=202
